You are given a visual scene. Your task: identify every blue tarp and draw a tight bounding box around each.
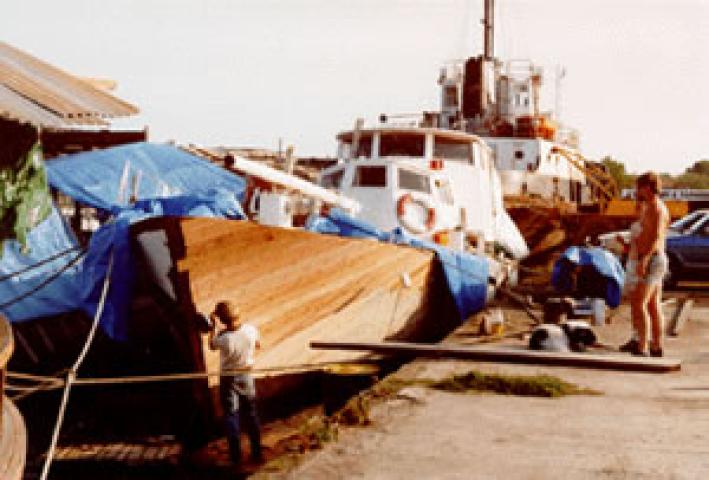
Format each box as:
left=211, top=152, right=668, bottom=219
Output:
left=0, top=205, right=83, bottom=320
left=46, top=142, right=246, bottom=214
left=3, top=141, right=486, bottom=341
left=1, top=142, right=246, bottom=341
left=306, top=208, right=489, bottom=321
left=551, top=246, right=625, bottom=308
left=81, top=192, right=246, bottom=340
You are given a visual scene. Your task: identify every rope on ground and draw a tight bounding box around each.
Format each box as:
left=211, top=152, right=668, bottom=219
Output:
left=39, top=249, right=114, bottom=480
left=0, top=249, right=86, bottom=311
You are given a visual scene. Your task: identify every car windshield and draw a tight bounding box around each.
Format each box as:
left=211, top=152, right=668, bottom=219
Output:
left=670, top=211, right=707, bottom=233
left=692, top=216, right=709, bottom=235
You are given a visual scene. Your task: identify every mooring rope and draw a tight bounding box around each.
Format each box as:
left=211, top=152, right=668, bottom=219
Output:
left=7, top=359, right=380, bottom=396
left=39, top=249, right=114, bottom=480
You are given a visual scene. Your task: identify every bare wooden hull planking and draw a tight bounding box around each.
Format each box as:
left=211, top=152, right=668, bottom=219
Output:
left=0, top=315, right=27, bottom=480
left=131, top=217, right=459, bottom=400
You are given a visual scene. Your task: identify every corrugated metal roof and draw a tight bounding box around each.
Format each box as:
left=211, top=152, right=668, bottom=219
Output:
left=0, top=41, right=138, bottom=128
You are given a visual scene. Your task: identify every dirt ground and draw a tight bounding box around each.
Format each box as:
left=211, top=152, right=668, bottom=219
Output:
left=263, top=298, right=709, bottom=480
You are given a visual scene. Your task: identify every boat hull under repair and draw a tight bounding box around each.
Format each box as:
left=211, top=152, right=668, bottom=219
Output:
left=132, top=216, right=459, bottom=399
left=0, top=315, right=26, bottom=480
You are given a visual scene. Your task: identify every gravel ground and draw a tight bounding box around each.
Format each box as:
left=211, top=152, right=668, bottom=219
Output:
left=268, top=299, right=709, bottom=480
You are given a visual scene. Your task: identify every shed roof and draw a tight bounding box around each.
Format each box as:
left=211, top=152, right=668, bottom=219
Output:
left=0, top=41, right=139, bottom=128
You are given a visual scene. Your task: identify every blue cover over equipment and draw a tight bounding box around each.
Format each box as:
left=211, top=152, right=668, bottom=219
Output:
left=551, top=246, right=625, bottom=308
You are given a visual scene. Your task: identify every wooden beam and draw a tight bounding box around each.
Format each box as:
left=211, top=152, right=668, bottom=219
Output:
left=668, top=298, right=694, bottom=337
left=498, top=287, right=542, bottom=324
left=310, top=341, right=681, bottom=373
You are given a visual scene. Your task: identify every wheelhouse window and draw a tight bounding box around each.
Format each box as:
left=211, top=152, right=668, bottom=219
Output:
left=339, top=134, right=373, bottom=159
left=444, top=85, right=458, bottom=107
left=379, top=133, right=425, bottom=158
left=433, top=136, right=472, bottom=163
left=398, top=168, right=430, bottom=194
left=353, top=166, right=387, bottom=187
left=321, top=168, right=345, bottom=190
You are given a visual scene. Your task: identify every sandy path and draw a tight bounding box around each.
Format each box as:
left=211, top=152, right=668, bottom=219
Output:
left=275, top=300, right=709, bottom=480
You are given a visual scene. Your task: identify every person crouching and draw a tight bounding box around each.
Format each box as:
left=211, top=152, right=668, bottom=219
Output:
left=208, top=300, right=263, bottom=465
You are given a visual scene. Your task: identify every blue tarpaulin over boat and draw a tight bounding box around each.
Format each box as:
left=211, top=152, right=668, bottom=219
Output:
left=0, top=142, right=245, bottom=340
left=306, top=208, right=489, bottom=321
left=0, top=205, right=83, bottom=320
left=3, top=141, right=487, bottom=341
left=46, top=142, right=245, bottom=214
left=551, top=246, right=625, bottom=308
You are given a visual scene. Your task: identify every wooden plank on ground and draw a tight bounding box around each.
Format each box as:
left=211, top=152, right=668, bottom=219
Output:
left=310, top=341, right=681, bottom=373
left=668, top=298, right=694, bottom=337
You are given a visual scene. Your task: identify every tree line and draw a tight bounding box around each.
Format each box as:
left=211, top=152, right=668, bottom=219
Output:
left=601, top=157, right=709, bottom=190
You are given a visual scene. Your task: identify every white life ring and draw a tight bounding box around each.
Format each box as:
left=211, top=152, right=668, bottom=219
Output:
left=396, top=193, right=436, bottom=234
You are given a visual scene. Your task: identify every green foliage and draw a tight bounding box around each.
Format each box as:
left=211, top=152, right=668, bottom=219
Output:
left=0, top=141, right=52, bottom=254
left=600, top=157, right=709, bottom=191
left=659, top=173, right=676, bottom=189
left=331, top=393, right=372, bottom=426
left=686, top=160, right=709, bottom=176
left=656, top=160, right=709, bottom=188
left=673, top=172, right=709, bottom=189
left=601, top=156, right=635, bottom=189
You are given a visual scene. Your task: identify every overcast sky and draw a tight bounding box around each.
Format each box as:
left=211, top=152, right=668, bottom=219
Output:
left=3, top=0, right=707, bottom=174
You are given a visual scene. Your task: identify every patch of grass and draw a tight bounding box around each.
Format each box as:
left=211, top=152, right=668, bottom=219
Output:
left=254, top=369, right=599, bottom=478
left=298, top=416, right=338, bottom=450
left=331, top=393, right=371, bottom=426
left=369, top=377, right=420, bottom=399
left=429, top=371, right=600, bottom=398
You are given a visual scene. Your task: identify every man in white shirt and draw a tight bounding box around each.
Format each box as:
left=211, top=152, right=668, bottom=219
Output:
left=208, top=300, right=263, bottom=465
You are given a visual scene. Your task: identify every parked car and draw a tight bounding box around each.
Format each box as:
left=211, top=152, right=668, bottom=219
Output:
left=665, top=210, right=709, bottom=287
left=598, top=209, right=709, bottom=287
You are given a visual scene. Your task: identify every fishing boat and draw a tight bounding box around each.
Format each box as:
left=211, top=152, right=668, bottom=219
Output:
left=319, top=122, right=528, bottom=260
left=131, top=215, right=466, bottom=401
left=435, top=0, right=617, bottom=211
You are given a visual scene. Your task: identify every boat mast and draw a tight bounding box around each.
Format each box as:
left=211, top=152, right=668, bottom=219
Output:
left=483, top=0, right=494, bottom=60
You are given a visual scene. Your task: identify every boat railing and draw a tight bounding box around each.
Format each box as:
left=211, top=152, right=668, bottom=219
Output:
left=378, top=112, right=429, bottom=128
left=555, top=126, right=580, bottom=149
